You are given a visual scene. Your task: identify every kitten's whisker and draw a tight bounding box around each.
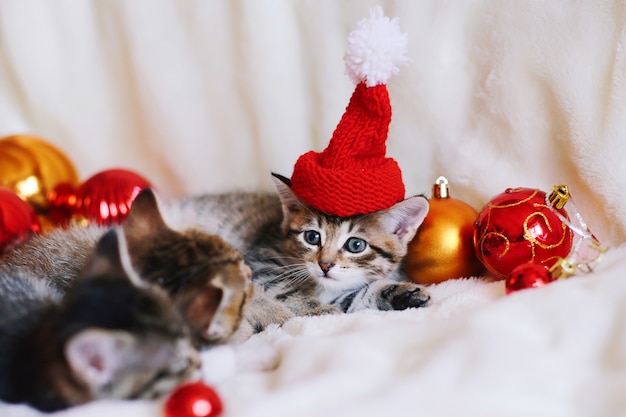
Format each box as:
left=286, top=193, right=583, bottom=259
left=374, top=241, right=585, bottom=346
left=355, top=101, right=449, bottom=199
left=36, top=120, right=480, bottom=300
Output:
left=251, top=255, right=306, bottom=265
left=265, top=266, right=309, bottom=284
left=262, top=262, right=306, bottom=274
left=259, top=264, right=313, bottom=289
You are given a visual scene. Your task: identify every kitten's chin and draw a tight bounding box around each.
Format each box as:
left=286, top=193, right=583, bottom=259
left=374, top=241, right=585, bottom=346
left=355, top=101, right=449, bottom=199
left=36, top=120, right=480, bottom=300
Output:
left=315, top=273, right=369, bottom=301
left=305, top=263, right=369, bottom=297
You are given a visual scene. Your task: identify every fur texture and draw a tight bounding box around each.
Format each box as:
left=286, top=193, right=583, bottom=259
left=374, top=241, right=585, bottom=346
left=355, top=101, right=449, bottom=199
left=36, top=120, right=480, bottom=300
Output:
left=0, top=189, right=261, bottom=348
left=0, top=229, right=200, bottom=412
left=164, top=175, right=431, bottom=317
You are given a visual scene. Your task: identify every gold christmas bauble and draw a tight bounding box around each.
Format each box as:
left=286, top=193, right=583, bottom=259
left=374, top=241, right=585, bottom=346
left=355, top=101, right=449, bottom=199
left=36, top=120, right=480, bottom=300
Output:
left=0, top=134, right=79, bottom=213
left=404, top=176, right=485, bottom=285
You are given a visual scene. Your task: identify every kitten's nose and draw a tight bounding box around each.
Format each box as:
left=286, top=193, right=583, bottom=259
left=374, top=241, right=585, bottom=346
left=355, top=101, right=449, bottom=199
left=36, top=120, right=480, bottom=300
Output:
left=319, top=262, right=334, bottom=275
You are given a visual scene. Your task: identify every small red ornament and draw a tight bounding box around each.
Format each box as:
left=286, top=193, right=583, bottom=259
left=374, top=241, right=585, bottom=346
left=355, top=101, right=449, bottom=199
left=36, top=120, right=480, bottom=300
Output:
left=72, top=169, right=151, bottom=226
left=164, top=382, right=223, bottom=417
left=46, top=182, right=77, bottom=228
left=0, top=187, right=41, bottom=253
left=505, top=262, right=553, bottom=294
left=474, top=187, right=574, bottom=279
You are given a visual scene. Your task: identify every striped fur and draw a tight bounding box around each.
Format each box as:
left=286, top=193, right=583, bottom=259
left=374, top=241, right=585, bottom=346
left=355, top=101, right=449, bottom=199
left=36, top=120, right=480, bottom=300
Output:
left=0, top=189, right=256, bottom=348
left=164, top=175, right=432, bottom=316
left=0, top=229, right=200, bottom=412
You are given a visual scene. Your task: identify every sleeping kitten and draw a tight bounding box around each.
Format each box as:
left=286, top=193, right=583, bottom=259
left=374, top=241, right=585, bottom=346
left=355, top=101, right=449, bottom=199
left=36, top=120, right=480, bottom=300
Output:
left=0, top=189, right=280, bottom=347
left=121, top=188, right=291, bottom=343
left=164, top=174, right=431, bottom=316
left=0, top=228, right=200, bottom=412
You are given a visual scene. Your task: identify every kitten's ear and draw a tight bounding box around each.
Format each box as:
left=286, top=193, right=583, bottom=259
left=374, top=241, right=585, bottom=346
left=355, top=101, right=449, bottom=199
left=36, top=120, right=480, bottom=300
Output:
left=271, top=172, right=292, bottom=187
left=124, top=188, right=169, bottom=243
left=378, top=196, right=429, bottom=246
left=82, top=228, right=145, bottom=287
left=271, top=173, right=307, bottom=219
left=65, top=329, right=137, bottom=394
left=81, top=229, right=124, bottom=279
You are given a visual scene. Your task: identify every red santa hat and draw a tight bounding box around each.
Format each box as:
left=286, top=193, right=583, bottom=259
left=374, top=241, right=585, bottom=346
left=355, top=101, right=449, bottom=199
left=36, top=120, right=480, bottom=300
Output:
left=290, top=6, right=409, bottom=217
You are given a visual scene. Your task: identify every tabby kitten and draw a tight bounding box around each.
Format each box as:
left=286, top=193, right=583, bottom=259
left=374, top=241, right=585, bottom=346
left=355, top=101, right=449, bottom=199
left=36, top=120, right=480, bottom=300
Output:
left=0, top=189, right=266, bottom=347
left=0, top=228, right=200, bottom=412
left=164, top=174, right=431, bottom=316
left=121, top=188, right=291, bottom=343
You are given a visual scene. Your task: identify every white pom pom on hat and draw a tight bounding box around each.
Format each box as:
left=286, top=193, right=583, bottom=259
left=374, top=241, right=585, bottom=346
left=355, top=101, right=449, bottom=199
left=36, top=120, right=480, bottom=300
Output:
left=344, top=5, right=409, bottom=87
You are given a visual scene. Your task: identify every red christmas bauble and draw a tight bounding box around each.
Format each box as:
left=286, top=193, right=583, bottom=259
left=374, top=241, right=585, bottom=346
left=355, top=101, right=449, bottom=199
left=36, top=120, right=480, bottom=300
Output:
left=72, top=169, right=152, bottom=226
left=473, top=187, right=574, bottom=279
left=164, top=382, right=223, bottom=417
left=46, top=182, right=77, bottom=228
left=0, top=187, right=41, bottom=253
left=505, top=262, right=553, bottom=294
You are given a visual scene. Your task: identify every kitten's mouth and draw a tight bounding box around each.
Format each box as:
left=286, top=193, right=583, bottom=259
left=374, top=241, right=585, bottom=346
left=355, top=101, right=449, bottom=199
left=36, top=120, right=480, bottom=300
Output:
left=308, top=264, right=336, bottom=281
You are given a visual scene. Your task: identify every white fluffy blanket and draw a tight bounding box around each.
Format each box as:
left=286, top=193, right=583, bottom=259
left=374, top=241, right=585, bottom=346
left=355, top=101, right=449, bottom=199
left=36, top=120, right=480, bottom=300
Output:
left=2, top=1, right=626, bottom=416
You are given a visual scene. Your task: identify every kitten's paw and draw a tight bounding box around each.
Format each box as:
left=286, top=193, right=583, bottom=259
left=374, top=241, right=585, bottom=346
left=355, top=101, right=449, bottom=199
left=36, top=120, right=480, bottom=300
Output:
left=377, top=282, right=430, bottom=310
left=244, top=286, right=296, bottom=336
left=305, top=303, right=341, bottom=316
left=282, top=295, right=341, bottom=316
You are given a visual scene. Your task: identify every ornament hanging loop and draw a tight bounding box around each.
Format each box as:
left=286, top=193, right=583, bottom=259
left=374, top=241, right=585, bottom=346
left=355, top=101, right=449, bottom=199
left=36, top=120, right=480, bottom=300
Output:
left=548, top=185, right=570, bottom=210
left=433, top=176, right=449, bottom=199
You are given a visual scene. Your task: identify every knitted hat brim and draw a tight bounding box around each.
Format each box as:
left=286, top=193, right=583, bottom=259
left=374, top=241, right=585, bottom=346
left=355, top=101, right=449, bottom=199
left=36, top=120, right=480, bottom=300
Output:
left=291, top=150, right=405, bottom=216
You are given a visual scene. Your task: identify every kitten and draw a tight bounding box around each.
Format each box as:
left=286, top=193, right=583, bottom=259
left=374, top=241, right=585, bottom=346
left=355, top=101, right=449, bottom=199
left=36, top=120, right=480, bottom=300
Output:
left=0, top=228, right=200, bottom=412
left=121, top=188, right=291, bottom=343
left=164, top=174, right=431, bottom=316
left=0, top=189, right=270, bottom=348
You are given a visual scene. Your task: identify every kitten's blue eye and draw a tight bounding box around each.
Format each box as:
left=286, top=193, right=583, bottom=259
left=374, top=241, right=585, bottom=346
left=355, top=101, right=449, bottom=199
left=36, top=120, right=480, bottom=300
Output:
left=344, top=237, right=367, bottom=253
left=303, top=230, right=321, bottom=246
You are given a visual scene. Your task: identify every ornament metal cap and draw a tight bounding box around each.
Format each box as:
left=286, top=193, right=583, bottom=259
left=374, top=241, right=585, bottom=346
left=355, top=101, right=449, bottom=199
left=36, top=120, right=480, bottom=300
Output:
left=432, top=176, right=450, bottom=199
left=548, top=185, right=570, bottom=209
left=548, top=257, right=576, bottom=279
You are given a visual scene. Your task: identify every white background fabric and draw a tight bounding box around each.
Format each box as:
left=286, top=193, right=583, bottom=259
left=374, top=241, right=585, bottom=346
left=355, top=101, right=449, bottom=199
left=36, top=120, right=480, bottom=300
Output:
left=1, top=1, right=626, bottom=416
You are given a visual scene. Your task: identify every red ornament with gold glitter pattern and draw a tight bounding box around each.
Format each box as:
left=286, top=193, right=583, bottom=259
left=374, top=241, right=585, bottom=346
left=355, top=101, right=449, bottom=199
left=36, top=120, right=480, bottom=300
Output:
left=473, top=187, right=574, bottom=279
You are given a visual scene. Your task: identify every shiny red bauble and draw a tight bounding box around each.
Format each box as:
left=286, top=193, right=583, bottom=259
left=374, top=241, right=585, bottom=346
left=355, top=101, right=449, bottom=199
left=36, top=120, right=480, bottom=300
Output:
left=0, top=187, right=41, bottom=253
left=474, top=187, right=574, bottom=279
left=505, top=262, right=553, bottom=294
left=164, top=382, right=223, bottom=417
left=72, top=169, right=152, bottom=226
left=46, top=182, right=78, bottom=227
